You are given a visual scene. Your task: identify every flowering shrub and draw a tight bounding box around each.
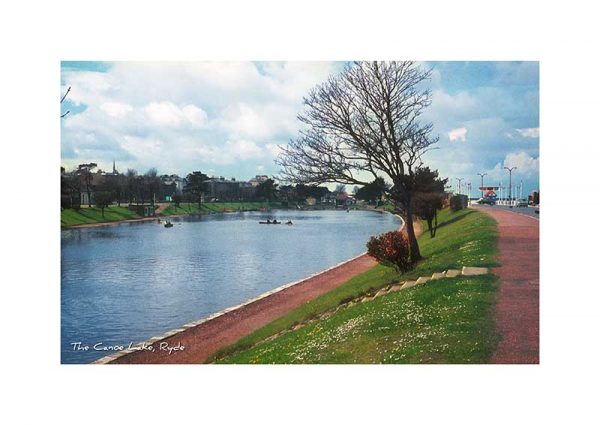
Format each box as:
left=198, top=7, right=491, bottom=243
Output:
left=367, top=231, right=415, bottom=273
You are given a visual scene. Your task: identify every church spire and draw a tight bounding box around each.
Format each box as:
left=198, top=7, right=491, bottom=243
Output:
left=113, top=160, right=116, bottom=175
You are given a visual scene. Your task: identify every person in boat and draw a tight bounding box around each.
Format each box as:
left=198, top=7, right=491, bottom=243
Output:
left=286, top=220, right=293, bottom=225
left=272, top=219, right=279, bottom=224
left=266, top=219, right=271, bottom=224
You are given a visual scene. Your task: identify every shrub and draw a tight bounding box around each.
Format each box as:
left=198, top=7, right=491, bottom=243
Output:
left=367, top=231, right=415, bottom=273
left=449, top=194, right=467, bottom=212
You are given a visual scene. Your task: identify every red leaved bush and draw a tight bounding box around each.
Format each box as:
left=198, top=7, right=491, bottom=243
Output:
left=367, top=231, right=415, bottom=273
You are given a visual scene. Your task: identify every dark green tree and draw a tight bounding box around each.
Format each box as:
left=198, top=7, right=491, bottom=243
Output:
left=61, top=171, right=81, bottom=209
left=255, top=178, right=279, bottom=201
left=410, top=167, right=447, bottom=238
left=172, top=193, right=183, bottom=207
left=125, top=169, right=138, bottom=204
left=184, top=171, right=210, bottom=208
left=94, top=191, right=113, bottom=218
left=355, top=177, right=388, bottom=203
left=143, top=168, right=160, bottom=207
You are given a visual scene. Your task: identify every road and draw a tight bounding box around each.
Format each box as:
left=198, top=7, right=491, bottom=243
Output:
left=473, top=203, right=539, bottom=219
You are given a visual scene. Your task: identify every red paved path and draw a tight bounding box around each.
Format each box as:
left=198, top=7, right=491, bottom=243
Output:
left=472, top=206, right=539, bottom=364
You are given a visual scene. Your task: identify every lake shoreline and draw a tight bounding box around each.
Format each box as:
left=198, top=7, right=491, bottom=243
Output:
left=62, top=205, right=388, bottom=230
left=93, top=211, right=408, bottom=364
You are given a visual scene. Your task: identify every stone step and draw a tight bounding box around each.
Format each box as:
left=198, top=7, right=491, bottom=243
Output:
left=374, top=288, right=390, bottom=298
left=415, top=276, right=430, bottom=285
left=445, top=269, right=461, bottom=278
left=431, top=272, right=445, bottom=280
left=401, top=280, right=417, bottom=289
left=461, top=266, right=489, bottom=276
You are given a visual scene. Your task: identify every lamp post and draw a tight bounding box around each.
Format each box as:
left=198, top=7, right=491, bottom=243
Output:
left=504, top=166, right=517, bottom=204
left=467, top=182, right=472, bottom=203
left=520, top=180, right=523, bottom=201
left=456, top=177, right=464, bottom=195
left=477, top=173, right=487, bottom=198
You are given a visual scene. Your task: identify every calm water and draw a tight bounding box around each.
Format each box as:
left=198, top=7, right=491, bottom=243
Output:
left=61, top=209, right=401, bottom=363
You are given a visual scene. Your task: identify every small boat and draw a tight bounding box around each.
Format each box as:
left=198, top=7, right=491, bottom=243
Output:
left=164, top=220, right=174, bottom=228
left=259, top=220, right=281, bottom=224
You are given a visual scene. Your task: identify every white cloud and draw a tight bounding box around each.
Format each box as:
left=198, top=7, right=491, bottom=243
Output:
left=448, top=127, right=468, bottom=142
left=516, top=127, right=539, bottom=138
left=226, top=140, right=264, bottom=159
left=100, top=102, right=133, bottom=118
left=61, top=61, right=339, bottom=177
left=504, top=151, right=539, bottom=175
left=144, top=101, right=207, bottom=128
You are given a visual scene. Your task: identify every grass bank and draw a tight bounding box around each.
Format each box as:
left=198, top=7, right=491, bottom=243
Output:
left=61, top=201, right=282, bottom=228
left=61, top=206, right=142, bottom=227
left=161, top=201, right=277, bottom=216
left=214, top=207, right=500, bottom=363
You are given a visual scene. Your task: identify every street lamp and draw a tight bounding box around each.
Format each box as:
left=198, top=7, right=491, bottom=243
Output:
left=456, top=177, right=464, bottom=195
left=504, top=166, right=517, bottom=204
left=467, top=182, right=472, bottom=203
left=477, top=172, right=487, bottom=198
left=520, top=180, right=523, bottom=201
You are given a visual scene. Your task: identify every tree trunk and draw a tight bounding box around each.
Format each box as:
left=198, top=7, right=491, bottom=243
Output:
left=404, top=200, right=421, bottom=261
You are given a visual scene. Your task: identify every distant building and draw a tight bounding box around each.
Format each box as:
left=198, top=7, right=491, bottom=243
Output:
left=335, top=192, right=356, bottom=207
left=206, top=177, right=241, bottom=201
left=160, top=174, right=184, bottom=201
left=239, top=181, right=256, bottom=200
left=529, top=190, right=539, bottom=205
left=248, top=175, right=269, bottom=187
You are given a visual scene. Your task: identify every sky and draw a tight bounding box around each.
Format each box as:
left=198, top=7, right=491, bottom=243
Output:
left=61, top=61, right=539, bottom=196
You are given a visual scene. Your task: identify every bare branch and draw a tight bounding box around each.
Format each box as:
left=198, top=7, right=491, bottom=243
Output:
left=60, top=86, right=71, bottom=103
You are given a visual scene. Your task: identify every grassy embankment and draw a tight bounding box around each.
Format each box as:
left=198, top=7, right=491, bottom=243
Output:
left=160, top=201, right=277, bottom=216
left=61, top=201, right=281, bottom=227
left=61, top=206, right=142, bottom=227
left=215, top=207, right=500, bottom=364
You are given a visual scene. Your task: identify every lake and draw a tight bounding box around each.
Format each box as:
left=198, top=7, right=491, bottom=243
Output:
left=61, top=209, right=401, bottom=363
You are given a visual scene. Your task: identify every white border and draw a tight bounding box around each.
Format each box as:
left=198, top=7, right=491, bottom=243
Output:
left=3, top=0, right=599, bottom=423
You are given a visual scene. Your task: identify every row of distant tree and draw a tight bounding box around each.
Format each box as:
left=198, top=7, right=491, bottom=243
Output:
left=61, top=165, right=370, bottom=212
left=61, top=164, right=162, bottom=211
left=61, top=163, right=447, bottom=212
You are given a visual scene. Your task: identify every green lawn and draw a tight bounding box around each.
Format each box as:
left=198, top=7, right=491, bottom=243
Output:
left=160, top=203, right=203, bottom=216
left=161, top=201, right=278, bottom=216
left=215, top=207, right=500, bottom=364
left=61, top=206, right=142, bottom=227
left=62, top=201, right=281, bottom=226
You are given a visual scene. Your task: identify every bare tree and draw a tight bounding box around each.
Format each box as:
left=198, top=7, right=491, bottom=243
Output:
left=144, top=168, right=160, bottom=207
left=61, top=86, right=71, bottom=118
left=277, top=61, right=438, bottom=260
left=77, top=163, right=97, bottom=207
left=125, top=168, right=139, bottom=204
